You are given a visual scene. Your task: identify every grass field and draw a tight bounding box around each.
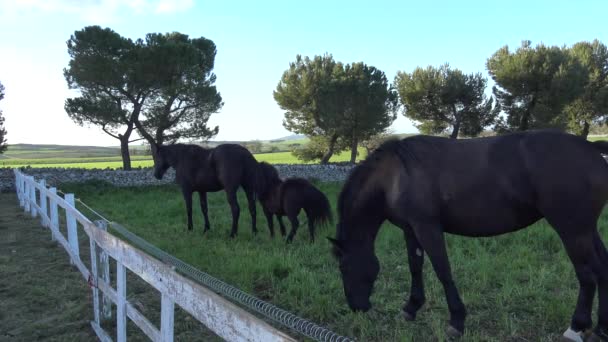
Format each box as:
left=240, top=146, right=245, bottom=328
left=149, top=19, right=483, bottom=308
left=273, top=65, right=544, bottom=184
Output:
left=57, top=180, right=608, bottom=341
left=2, top=150, right=365, bottom=169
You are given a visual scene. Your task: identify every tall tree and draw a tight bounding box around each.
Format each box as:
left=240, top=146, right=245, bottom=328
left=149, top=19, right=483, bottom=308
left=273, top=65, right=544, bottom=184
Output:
left=274, top=54, right=348, bottom=163
left=64, top=26, right=152, bottom=170
left=341, top=63, right=398, bottom=163
left=0, top=82, right=7, bottom=154
left=395, top=64, right=498, bottom=138
left=65, top=26, right=222, bottom=169
left=133, top=32, right=222, bottom=146
left=486, top=40, right=586, bottom=132
left=564, top=40, right=608, bottom=138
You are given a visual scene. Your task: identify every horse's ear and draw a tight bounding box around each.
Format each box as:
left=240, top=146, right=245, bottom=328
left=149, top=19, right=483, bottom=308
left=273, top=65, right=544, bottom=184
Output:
left=327, top=237, right=343, bottom=258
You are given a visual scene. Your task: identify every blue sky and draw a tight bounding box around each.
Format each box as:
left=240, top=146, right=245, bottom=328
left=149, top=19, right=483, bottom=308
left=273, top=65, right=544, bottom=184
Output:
left=0, top=0, right=606, bottom=146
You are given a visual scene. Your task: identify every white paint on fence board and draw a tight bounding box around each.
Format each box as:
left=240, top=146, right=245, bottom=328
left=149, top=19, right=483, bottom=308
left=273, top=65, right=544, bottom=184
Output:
left=39, top=179, right=48, bottom=227
left=117, top=262, right=127, bottom=342
left=96, top=221, right=112, bottom=321
left=83, top=222, right=296, bottom=342
left=29, top=176, right=37, bottom=218
left=161, top=294, right=175, bottom=342
left=49, top=187, right=59, bottom=241
left=89, top=230, right=101, bottom=326
left=64, top=194, right=80, bottom=264
left=97, top=279, right=161, bottom=341
left=90, top=321, right=112, bottom=342
left=24, top=177, right=30, bottom=212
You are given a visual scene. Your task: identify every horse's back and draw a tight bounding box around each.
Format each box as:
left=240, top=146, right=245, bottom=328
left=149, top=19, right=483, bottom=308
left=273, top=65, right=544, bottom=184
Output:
left=398, top=130, right=608, bottom=236
left=210, top=144, right=258, bottom=188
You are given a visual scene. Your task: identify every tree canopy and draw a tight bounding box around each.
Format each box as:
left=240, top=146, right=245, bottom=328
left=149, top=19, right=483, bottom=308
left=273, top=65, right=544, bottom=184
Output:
left=275, top=54, right=397, bottom=163
left=133, top=32, right=222, bottom=146
left=64, top=26, right=222, bottom=169
left=564, top=40, right=608, bottom=138
left=486, top=40, right=587, bottom=132
left=395, top=64, right=498, bottom=139
left=0, top=81, right=7, bottom=154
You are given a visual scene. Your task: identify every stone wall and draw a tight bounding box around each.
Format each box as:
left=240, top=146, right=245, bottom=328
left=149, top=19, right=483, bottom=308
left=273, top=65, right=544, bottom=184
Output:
left=0, top=164, right=355, bottom=193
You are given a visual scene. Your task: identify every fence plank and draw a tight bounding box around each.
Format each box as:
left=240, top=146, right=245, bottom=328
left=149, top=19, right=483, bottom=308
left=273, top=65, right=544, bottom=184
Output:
left=49, top=188, right=59, bottom=241
left=91, top=321, right=113, bottom=342
left=39, top=179, right=48, bottom=227
left=24, top=177, right=31, bottom=213
left=89, top=227, right=101, bottom=326
left=83, top=222, right=296, bottom=342
left=97, top=279, right=161, bottom=341
left=96, top=221, right=112, bottom=321
left=117, top=263, right=127, bottom=342
left=29, top=176, right=37, bottom=218
left=65, top=194, right=80, bottom=263
left=161, top=293, right=175, bottom=342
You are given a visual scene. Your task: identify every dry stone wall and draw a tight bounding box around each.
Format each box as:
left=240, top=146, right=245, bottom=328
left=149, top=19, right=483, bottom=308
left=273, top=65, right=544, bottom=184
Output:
left=0, top=164, right=355, bottom=193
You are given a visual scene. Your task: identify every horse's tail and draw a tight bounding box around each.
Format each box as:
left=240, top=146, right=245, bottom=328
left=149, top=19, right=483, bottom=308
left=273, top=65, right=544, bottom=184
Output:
left=303, top=183, right=333, bottom=227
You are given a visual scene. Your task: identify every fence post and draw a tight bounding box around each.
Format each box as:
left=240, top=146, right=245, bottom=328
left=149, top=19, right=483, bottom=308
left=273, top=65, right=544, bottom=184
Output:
left=49, top=188, right=58, bottom=241
left=29, top=176, right=37, bottom=218
left=24, top=177, right=30, bottom=213
left=39, top=179, right=48, bottom=227
left=117, top=263, right=127, bottom=342
left=89, top=224, right=101, bottom=326
left=15, top=171, right=23, bottom=207
left=65, top=194, right=80, bottom=263
left=161, top=293, right=175, bottom=342
left=96, top=220, right=112, bottom=320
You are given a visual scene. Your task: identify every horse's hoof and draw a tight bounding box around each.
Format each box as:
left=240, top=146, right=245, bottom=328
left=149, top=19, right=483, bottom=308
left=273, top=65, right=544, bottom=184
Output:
left=402, top=311, right=415, bottom=321
left=446, top=325, right=463, bottom=339
left=560, top=327, right=586, bottom=342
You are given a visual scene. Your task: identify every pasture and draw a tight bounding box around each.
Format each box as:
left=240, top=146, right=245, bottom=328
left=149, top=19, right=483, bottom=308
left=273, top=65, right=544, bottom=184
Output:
left=59, top=180, right=608, bottom=341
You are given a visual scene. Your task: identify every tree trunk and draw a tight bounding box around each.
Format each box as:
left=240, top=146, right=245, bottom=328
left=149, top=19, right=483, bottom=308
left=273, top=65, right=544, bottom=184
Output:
left=450, top=105, right=461, bottom=139
left=119, top=136, right=132, bottom=170
left=320, top=134, right=338, bottom=164
left=349, top=135, right=358, bottom=163
left=519, top=96, right=536, bottom=131
left=581, top=120, right=590, bottom=139
left=119, top=122, right=134, bottom=171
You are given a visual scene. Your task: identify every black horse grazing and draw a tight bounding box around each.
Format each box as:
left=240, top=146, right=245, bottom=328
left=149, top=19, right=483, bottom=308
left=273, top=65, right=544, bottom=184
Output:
left=256, top=162, right=332, bottom=243
left=152, top=143, right=259, bottom=238
left=329, top=130, right=608, bottom=341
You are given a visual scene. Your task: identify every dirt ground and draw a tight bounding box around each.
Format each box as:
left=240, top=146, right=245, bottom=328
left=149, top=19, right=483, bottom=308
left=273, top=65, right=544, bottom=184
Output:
left=0, top=193, right=95, bottom=341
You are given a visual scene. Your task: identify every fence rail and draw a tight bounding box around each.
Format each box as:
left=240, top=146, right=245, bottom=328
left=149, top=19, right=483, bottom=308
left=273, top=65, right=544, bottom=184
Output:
left=13, top=169, right=302, bottom=342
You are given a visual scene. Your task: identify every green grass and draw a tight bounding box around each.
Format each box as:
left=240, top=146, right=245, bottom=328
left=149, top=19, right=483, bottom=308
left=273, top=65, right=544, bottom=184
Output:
left=3, top=149, right=364, bottom=169
left=57, top=180, right=608, bottom=341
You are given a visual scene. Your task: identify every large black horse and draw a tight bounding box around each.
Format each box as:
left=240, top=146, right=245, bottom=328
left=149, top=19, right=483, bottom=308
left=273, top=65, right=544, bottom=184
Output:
left=329, top=130, right=608, bottom=341
left=256, top=162, right=332, bottom=243
left=152, top=143, right=259, bottom=238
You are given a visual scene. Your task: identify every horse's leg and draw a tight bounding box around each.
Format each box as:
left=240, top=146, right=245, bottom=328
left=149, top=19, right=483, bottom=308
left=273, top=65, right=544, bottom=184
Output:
left=558, top=232, right=597, bottom=342
left=263, top=208, right=275, bottom=237
left=198, top=192, right=211, bottom=232
left=590, top=232, right=608, bottom=341
left=285, top=213, right=299, bottom=244
left=182, top=187, right=194, bottom=231
left=304, top=209, right=315, bottom=243
left=402, top=228, right=426, bottom=321
left=225, top=188, right=240, bottom=238
left=411, top=222, right=466, bottom=338
left=277, top=215, right=287, bottom=237
left=244, top=187, right=257, bottom=235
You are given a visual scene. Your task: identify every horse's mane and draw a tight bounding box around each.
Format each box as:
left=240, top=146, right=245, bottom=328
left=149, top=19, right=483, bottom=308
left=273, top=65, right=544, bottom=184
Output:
left=336, top=137, right=417, bottom=241
left=256, top=162, right=282, bottom=199
left=161, top=143, right=211, bottom=163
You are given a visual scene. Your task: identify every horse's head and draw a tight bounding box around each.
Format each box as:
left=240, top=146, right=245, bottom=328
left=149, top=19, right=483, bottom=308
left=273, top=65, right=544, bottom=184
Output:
left=152, top=145, right=170, bottom=180
left=329, top=234, right=380, bottom=312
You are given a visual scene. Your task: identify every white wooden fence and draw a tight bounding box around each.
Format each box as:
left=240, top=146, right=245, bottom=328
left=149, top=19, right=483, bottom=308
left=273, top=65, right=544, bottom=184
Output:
left=13, top=169, right=296, bottom=342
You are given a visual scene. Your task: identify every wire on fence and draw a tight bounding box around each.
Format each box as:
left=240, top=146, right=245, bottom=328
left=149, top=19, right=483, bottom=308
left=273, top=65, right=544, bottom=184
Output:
left=69, top=192, right=353, bottom=342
